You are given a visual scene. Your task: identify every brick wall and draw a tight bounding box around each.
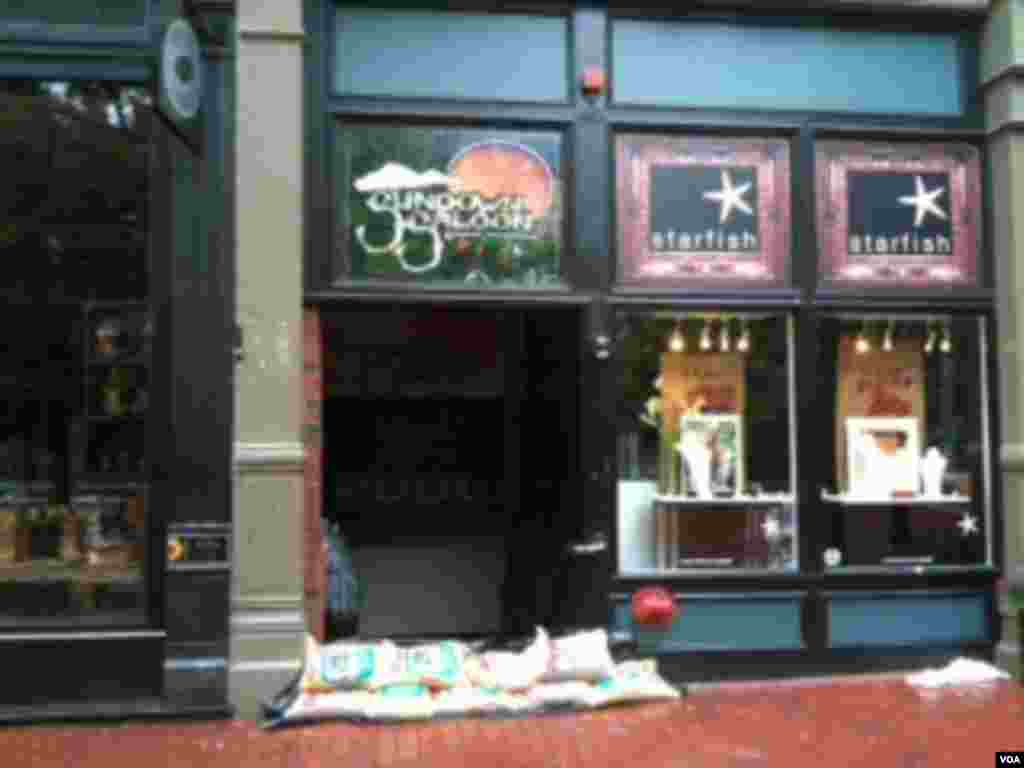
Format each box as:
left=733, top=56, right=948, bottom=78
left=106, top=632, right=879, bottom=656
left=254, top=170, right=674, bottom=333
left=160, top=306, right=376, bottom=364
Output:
left=303, top=307, right=326, bottom=641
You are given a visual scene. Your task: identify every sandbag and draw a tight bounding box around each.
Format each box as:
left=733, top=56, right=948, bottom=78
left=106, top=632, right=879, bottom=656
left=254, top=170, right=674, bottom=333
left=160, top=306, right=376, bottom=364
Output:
left=585, top=659, right=682, bottom=708
left=541, top=628, right=616, bottom=683
left=302, top=634, right=471, bottom=692
left=464, top=626, right=550, bottom=691
left=301, top=634, right=399, bottom=692
left=388, top=641, right=472, bottom=689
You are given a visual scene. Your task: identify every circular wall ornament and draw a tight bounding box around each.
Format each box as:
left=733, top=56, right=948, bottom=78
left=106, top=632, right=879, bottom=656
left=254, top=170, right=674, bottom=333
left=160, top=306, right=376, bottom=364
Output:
left=161, top=19, right=202, bottom=121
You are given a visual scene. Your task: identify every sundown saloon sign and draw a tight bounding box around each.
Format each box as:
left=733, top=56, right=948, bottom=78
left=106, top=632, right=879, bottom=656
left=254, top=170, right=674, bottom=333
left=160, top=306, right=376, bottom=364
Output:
left=616, top=135, right=790, bottom=287
left=341, top=125, right=563, bottom=287
left=816, top=141, right=982, bottom=288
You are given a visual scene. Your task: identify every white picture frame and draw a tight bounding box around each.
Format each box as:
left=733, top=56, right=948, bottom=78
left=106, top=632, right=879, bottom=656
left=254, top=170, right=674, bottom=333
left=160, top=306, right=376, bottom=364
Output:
left=679, top=413, right=744, bottom=497
left=845, top=417, right=920, bottom=497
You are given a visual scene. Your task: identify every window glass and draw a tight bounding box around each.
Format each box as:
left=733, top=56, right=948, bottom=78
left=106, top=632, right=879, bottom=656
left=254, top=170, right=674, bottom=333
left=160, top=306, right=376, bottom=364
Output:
left=0, top=80, right=151, bottom=627
left=0, top=0, right=147, bottom=28
left=334, top=7, right=569, bottom=102
left=617, top=312, right=796, bottom=574
left=819, top=314, right=989, bottom=569
left=613, top=19, right=966, bottom=116
left=336, top=123, right=565, bottom=289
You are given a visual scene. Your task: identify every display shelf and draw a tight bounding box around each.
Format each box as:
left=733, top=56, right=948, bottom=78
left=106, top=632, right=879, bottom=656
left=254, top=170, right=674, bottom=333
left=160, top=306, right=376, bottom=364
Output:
left=0, top=559, right=141, bottom=585
left=654, top=493, right=795, bottom=505
left=820, top=491, right=971, bottom=506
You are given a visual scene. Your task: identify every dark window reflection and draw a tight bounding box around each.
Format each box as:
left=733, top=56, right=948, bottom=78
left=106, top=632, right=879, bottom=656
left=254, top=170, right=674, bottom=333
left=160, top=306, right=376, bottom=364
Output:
left=0, top=81, right=152, bottom=627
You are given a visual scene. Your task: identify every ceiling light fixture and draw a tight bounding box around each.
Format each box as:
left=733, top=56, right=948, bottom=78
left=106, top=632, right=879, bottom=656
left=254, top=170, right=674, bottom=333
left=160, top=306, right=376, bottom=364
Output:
left=700, top=320, right=712, bottom=351
left=669, top=321, right=685, bottom=353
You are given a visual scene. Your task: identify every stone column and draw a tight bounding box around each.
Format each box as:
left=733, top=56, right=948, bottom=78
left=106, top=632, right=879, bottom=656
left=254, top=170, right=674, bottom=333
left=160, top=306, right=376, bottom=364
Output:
left=983, top=0, right=1024, bottom=678
left=230, top=0, right=306, bottom=717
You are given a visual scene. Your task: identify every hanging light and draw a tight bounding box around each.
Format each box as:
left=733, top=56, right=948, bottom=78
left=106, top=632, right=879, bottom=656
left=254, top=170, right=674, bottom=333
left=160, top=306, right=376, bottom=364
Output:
left=882, top=320, right=894, bottom=352
left=939, top=322, right=953, bottom=354
left=924, top=323, right=937, bottom=355
left=854, top=322, right=871, bottom=355
left=719, top=318, right=731, bottom=352
left=737, top=319, right=751, bottom=353
left=668, top=321, right=685, bottom=353
left=699, top=320, right=712, bottom=351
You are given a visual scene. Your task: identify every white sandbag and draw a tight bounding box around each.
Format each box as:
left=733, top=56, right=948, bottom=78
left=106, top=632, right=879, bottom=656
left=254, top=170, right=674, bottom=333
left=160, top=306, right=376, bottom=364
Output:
left=583, top=659, right=681, bottom=708
left=541, top=628, right=616, bottom=683
left=526, top=681, right=596, bottom=707
left=432, top=687, right=537, bottom=716
left=301, top=634, right=399, bottom=692
left=302, top=634, right=472, bottom=692
left=906, top=657, right=1011, bottom=688
left=362, top=684, right=436, bottom=720
left=276, top=689, right=379, bottom=723
left=388, top=641, right=472, bottom=689
left=465, top=626, right=551, bottom=691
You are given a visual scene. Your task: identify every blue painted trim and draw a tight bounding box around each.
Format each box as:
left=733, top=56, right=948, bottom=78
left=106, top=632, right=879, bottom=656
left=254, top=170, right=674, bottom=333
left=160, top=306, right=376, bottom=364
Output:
left=827, top=591, right=989, bottom=648
left=612, top=593, right=805, bottom=652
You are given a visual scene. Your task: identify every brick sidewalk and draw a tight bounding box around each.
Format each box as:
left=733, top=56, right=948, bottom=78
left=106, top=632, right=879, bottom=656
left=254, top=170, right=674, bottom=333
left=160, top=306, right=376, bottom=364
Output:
left=3, top=676, right=1021, bottom=767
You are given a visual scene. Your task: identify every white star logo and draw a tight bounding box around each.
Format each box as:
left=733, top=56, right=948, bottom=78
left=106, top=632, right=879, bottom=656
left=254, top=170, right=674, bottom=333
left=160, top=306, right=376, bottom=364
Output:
left=956, top=513, right=979, bottom=536
left=898, top=175, right=947, bottom=228
left=703, top=170, right=753, bottom=224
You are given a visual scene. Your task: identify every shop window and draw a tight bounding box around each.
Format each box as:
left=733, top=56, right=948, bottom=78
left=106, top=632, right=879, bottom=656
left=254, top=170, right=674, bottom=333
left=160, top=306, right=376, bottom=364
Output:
left=617, top=312, right=796, bottom=574
left=0, top=0, right=147, bottom=29
left=0, top=80, right=152, bottom=627
left=818, top=314, right=990, bottom=569
left=333, top=7, right=569, bottom=103
left=612, top=19, right=968, bottom=116
left=334, top=123, right=566, bottom=289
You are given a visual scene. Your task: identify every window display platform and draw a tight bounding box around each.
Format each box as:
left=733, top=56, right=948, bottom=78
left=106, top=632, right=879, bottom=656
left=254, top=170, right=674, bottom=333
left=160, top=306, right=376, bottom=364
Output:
left=653, top=496, right=796, bottom=571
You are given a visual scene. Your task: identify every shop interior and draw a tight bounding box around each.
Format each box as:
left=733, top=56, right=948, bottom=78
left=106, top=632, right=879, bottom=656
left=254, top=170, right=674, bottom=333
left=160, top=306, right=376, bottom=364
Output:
left=321, top=305, right=582, bottom=640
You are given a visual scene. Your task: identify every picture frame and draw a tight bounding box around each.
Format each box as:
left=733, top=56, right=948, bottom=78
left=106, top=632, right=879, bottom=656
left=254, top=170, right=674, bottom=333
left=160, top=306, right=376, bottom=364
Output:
left=845, top=417, right=920, bottom=497
left=679, top=413, right=744, bottom=497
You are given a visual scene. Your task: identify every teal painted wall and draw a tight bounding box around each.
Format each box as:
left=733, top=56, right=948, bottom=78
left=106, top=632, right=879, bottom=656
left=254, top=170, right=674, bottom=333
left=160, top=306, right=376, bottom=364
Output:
left=612, top=593, right=805, bottom=652
left=827, top=591, right=989, bottom=647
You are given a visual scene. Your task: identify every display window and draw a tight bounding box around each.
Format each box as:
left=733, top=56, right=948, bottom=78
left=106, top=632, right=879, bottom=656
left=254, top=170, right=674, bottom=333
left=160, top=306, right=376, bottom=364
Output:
left=0, top=80, right=152, bottom=627
left=817, top=314, right=991, bottom=569
left=616, top=311, right=797, bottom=574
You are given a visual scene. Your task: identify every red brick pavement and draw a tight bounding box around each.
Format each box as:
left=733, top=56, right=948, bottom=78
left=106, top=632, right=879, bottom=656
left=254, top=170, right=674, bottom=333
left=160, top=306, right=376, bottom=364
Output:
left=3, top=675, right=1022, bottom=767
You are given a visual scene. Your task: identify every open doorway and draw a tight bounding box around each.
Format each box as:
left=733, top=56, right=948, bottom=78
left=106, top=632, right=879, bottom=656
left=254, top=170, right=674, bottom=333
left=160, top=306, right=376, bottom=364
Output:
left=321, top=305, right=581, bottom=641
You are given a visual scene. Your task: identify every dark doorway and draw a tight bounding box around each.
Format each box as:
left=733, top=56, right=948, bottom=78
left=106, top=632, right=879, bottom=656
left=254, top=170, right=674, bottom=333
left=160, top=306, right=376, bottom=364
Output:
left=321, top=305, right=583, bottom=641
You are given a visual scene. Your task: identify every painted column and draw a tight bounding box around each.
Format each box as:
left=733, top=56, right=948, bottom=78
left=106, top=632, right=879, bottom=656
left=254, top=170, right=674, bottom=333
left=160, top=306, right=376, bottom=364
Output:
left=983, top=0, right=1024, bottom=678
left=230, top=0, right=306, bottom=717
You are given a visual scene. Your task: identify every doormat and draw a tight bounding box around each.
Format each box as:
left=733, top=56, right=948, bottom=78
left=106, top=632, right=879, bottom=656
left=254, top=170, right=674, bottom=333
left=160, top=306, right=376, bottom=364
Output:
left=262, top=627, right=681, bottom=728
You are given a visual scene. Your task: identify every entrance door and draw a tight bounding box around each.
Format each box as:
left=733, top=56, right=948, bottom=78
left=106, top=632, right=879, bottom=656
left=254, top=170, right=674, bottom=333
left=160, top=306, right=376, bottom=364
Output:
left=321, top=306, right=607, bottom=640
left=505, top=307, right=610, bottom=636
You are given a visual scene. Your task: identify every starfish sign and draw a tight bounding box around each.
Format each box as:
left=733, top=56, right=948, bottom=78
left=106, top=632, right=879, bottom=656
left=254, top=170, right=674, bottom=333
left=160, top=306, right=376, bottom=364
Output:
left=703, top=170, right=753, bottom=225
left=956, top=513, right=978, bottom=536
left=898, top=175, right=947, bottom=228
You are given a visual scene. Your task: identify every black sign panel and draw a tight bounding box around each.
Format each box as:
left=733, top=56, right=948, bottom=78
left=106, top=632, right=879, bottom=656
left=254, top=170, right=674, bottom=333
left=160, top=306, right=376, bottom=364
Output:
left=847, top=172, right=952, bottom=256
left=649, top=165, right=759, bottom=252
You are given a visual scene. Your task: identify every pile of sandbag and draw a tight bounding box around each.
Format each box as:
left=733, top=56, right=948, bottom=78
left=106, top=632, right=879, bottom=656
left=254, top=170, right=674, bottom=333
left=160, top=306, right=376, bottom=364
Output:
left=263, top=627, right=680, bottom=727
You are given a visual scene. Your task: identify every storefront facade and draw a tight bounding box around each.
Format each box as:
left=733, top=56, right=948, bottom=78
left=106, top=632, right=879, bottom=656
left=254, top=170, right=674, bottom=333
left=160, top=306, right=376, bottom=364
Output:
left=0, top=0, right=1021, bottom=722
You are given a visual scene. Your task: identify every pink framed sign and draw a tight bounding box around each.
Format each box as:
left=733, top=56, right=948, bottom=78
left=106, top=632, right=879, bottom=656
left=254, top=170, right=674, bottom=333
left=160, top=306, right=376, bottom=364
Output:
left=616, top=135, right=790, bottom=288
left=816, top=141, right=982, bottom=288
